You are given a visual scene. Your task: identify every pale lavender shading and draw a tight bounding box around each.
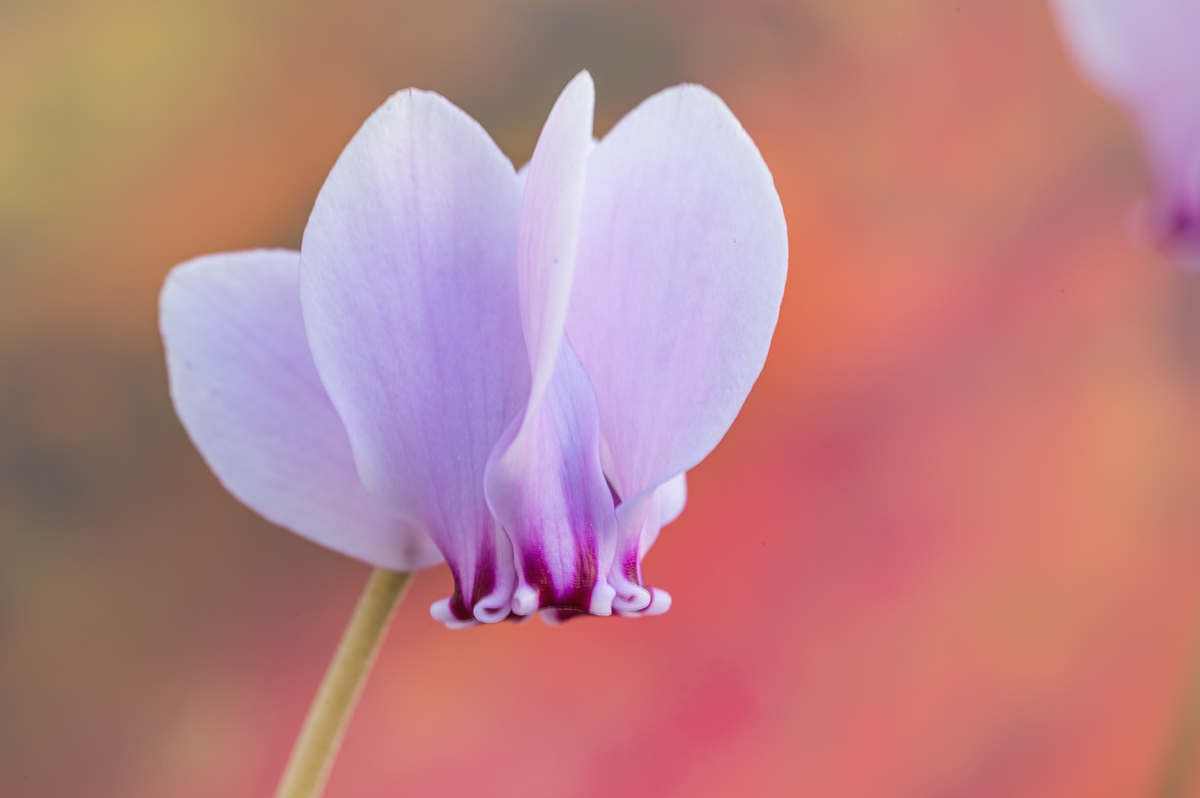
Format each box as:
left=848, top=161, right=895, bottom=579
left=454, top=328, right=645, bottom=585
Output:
left=514, top=71, right=595, bottom=411
left=568, top=84, right=787, bottom=608
left=640, top=472, right=687, bottom=560
left=299, top=88, right=528, bottom=623
left=1051, top=0, right=1200, bottom=248
left=484, top=72, right=622, bottom=618
left=486, top=339, right=618, bottom=616
left=160, top=250, right=441, bottom=570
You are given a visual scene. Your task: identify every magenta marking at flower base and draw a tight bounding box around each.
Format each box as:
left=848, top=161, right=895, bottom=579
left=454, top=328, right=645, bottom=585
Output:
left=159, top=70, right=787, bottom=628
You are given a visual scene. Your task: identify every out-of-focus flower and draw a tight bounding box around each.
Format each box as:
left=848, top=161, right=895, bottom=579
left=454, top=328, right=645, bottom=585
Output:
left=160, top=72, right=787, bottom=627
left=1050, top=0, right=1200, bottom=250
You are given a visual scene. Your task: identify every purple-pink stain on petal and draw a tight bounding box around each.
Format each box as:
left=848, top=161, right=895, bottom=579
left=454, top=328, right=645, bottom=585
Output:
left=445, top=536, right=499, bottom=624
left=522, top=544, right=598, bottom=613
left=159, top=71, right=787, bottom=628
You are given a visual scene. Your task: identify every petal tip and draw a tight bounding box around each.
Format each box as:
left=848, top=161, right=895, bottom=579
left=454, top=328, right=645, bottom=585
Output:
left=644, top=587, right=672, bottom=616
left=566, top=69, right=595, bottom=95
left=473, top=605, right=510, bottom=624
left=511, top=584, right=540, bottom=616
left=615, top=587, right=672, bottom=618
left=431, top=598, right=479, bottom=630
left=611, top=583, right=652, bottom=614
left=588, top=582, right=616, bottom=616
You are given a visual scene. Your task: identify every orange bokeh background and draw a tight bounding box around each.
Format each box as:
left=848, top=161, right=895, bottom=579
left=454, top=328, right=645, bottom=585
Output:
left=4, top=0, right=1200, bottom=796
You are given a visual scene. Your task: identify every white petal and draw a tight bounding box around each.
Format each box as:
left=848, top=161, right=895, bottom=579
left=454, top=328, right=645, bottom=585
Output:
left=160, top=250, right=440, bottom=570
left=570, top=85, right=787, bottom=500
left=300, top=89, right=528, bottom=624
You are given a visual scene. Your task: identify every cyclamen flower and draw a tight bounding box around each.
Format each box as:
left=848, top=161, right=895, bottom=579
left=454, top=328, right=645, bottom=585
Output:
left=160, top=72, right=787, bottom=627
left=1051, top=0, right=1200, bottom=249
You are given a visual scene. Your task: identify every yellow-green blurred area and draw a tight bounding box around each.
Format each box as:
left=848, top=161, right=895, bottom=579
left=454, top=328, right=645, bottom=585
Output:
left=4, top=0, right=1200, bottom=796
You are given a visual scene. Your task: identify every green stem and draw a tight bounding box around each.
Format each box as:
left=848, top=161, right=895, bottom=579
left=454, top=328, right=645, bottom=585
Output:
left=274, top=569, right=413, bottom=798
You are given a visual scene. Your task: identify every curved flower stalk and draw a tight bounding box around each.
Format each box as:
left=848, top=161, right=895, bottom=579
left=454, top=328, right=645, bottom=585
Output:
left=1050, top=0, right=1200, bottom=251
left=161, top=71, right=787, bottom=628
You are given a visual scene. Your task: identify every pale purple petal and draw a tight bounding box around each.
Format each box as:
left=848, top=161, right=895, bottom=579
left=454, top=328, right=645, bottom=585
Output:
left=568, top=84, right=787, bottom=600
left=516, top=162, right=529, bottom=194
left=515, top=70, right=595, bottom=407
left=160, top=250, right=441, bottom=570
left=640, top=471, right=687, bottom=559
left=1051, top=0, right=1200, bottom=247
left=299, top=89, right=528, bottom=624
left=485, top=340, right=618, bottom=616
left=484, top=71, right=621, bottom=617
left=657, top=471, right=687, bottom=526
left=607, top=472, right=688, bottom=619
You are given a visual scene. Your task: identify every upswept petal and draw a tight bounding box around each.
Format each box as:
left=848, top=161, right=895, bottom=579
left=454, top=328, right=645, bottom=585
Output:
left=160, top=250, right=441, bottom=570
left=299, top=89, right=528, bottom=624
left=656, top=471, right=688, bottom=527
left=486, top=339, right=618, bottom=616
left=515, top=71, right=595, bottom=407
left=485, top=71, right=621, bottom=617
left=607, top=472, right=689, bottom=619
left=640, top=472, right=687, bottom=559
left=1051, top=0, right=1200, bottom=246
left=567, top=84, right=787, bottom=601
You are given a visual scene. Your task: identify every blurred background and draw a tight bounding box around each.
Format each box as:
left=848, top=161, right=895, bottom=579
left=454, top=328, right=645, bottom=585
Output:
left=3, top=0, right=1200, bottom=796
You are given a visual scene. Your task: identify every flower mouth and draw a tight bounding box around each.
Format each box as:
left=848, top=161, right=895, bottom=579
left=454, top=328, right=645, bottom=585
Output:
left=430, top=511, right=674, bottom=627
